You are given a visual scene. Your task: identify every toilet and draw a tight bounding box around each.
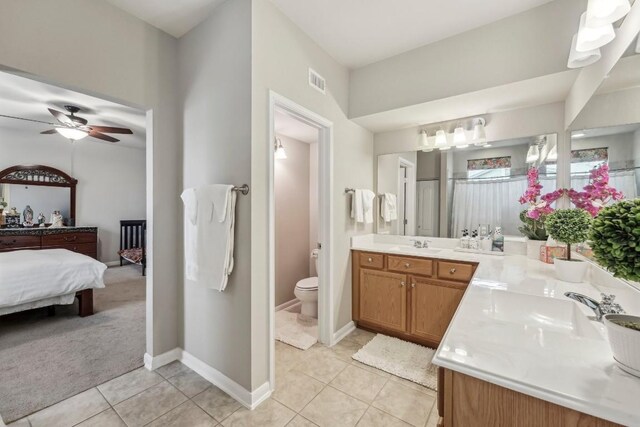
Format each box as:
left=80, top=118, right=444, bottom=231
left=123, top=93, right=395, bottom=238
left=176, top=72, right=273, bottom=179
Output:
left=294, top=249, right=319, bottom=318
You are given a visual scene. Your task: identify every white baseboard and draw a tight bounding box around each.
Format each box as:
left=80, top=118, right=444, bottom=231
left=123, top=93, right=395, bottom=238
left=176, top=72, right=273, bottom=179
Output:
left=144, top=348, right=182, bottom=371
left=276, top=298, right=300, bottom=312
left=181, top=350, right=271, bottom=409
left=332, top=321, right=356, bottom=345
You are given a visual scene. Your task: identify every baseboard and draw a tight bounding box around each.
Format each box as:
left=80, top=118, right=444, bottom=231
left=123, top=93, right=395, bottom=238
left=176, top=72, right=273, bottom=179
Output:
left=332, top=321, right=356, bottom=345
left=276, top=298, right=300, bottom=312
left=144, top=348, right=182, bottom=371
left=181, top=350, right=271, bottom=409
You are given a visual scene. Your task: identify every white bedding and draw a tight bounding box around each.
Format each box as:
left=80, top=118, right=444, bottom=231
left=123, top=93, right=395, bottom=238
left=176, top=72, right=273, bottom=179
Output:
left=0, top=249, right=107, bottom=309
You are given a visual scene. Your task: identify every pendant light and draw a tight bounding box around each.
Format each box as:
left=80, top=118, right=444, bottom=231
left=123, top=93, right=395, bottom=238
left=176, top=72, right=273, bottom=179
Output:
left=526, top=144, right=540, bottom=164
left=274, top=137, right=287, bottom=160
left=567, top=34, right=601, bottom=68
left=585, top=0, right=630, bottom=27
left=435, top=130, right=449, bottom=150
left=55, top=127, right=89, bottom=141
left=576, top=12, right=615, bottom=52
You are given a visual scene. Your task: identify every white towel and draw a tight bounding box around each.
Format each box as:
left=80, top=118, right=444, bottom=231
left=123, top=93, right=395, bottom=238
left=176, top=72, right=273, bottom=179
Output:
left=180, top=188, right=198, bottom=281
left=350, top=189, right=364, bottom=223
left=382, top=193, right=398, bottom=222
left=181, top=184, right=236, bottom=291
left=362, top=190, right=376, bottom=224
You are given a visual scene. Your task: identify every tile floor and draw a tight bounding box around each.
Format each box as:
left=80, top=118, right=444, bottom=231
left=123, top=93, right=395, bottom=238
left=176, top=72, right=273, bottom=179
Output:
left=9, top=328, right=439, bottom=427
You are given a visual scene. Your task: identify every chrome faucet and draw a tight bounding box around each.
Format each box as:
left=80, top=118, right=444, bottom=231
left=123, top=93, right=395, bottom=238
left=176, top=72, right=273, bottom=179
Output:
left=564, top=292, right=625, bottom=321
left=411, top=239, right=430, bottom=248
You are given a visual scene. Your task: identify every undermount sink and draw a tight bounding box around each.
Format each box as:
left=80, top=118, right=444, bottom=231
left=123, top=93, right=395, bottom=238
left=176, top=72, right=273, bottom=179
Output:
left=486, top=290, right=602, bottom=340
left=387, top=245, right=442, bottom=254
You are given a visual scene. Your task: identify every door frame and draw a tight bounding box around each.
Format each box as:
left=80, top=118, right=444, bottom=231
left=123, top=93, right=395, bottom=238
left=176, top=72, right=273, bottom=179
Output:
left=268, top=91, right=334, bottom=389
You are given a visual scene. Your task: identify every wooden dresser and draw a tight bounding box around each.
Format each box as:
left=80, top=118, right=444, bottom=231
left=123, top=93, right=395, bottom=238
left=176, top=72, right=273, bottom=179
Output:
left=352, top=250, right=477, bottom=349
left=0, top=227, right=98, bottom=258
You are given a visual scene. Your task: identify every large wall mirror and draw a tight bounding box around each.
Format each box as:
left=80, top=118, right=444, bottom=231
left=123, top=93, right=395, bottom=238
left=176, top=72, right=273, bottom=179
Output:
left=376, top=133, right=557, bottom=238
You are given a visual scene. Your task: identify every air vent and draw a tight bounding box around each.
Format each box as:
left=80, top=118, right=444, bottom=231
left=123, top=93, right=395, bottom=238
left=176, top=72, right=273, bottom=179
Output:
left=308, top=68, right=326, bottom=94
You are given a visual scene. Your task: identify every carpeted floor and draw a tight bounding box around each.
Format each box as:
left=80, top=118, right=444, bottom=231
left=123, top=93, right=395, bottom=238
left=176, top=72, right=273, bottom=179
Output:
left=0, top=265, right=145, bottom=424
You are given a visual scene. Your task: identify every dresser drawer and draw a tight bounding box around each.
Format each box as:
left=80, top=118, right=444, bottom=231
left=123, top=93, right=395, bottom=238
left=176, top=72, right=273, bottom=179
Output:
left=0, top=235, right=41, bottom=251
left=47, top=242, right=97, bottom=258
left=388, top=255, right=433, bottom=276
left=437, top=261, right=474, bottom=282
left=359, top=252, right=384, bottom=269
left=42, top=232, right=97, bottom=246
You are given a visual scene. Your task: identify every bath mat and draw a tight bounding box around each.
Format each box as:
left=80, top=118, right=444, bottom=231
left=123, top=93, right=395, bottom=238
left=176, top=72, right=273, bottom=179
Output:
left=352, top=334, right=438, bottom=390
left=275, top=309, right=318, bottom=350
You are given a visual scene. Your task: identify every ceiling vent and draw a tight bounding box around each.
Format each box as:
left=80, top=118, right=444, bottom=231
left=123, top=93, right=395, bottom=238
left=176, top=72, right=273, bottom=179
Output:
left=308, top=68, right=326, bottom=94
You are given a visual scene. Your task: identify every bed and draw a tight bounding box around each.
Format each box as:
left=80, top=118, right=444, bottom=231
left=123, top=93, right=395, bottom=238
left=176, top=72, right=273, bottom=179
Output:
left=118, top=220, right=146, bottom=276
left=0, top=249, right=106, bottom=316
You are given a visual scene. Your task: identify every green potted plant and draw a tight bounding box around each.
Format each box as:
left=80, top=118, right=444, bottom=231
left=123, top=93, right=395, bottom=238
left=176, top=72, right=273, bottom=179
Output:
left=544, top=208, right=592, bottom=282
left=590, top=199, right=640, bottom=376
left=518, top=210, right=548, bottom=258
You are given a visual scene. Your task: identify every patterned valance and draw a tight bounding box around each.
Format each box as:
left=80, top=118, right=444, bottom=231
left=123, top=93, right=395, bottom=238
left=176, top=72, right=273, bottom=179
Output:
left=467, top=156, right=512, bottom=171
left=571, top=147, right=608, bottom=163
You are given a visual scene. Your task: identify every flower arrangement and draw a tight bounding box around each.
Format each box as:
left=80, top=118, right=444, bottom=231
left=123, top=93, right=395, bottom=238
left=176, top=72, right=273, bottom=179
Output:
left=589, top=199, right=640, bottom=282
left=566, top=164, right=624, bottom=217
left=545, top=209, right=592, bottom=261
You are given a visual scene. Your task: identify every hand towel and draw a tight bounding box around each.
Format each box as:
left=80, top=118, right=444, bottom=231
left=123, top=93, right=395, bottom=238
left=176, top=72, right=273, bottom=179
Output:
left=350, top=189, right=364, bottom=223
left=362, top=190, right=376, bottom=224
left=180, top=188, right=198, bottom=281
left=196, top=185, right=236, bottom=291
left=382, top=193, right=398, bottom=222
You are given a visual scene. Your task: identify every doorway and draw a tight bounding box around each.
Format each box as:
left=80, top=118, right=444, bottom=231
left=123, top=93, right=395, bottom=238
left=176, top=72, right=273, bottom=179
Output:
left=268, top=92, right=333, bottom=389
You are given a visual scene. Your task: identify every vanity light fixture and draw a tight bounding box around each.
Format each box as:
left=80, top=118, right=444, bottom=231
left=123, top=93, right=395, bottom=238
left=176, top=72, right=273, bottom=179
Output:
left=472, top=118, right=487, bottom=146
left=435, top=129, right=449, bottom=150
left=547, top=145, right=558, bottom=162
left=585, top=0, right=630, bottom=27
left=576, top=12, right=615, bottom=52
left=55, top=127, right=89, bottom=141
left=453, top=124, right=467, bottom=145
left=274, top=137, right=287, bottom=160
left=418, top=130, right=434, bottom=152
left=526, top=144, right=540, bottom=164
left=568, top=34, right=601, bottom=68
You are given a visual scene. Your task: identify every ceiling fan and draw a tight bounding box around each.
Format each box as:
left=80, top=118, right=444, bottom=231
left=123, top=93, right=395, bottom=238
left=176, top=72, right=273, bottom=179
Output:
left=0, top=105, right=133, bottom=142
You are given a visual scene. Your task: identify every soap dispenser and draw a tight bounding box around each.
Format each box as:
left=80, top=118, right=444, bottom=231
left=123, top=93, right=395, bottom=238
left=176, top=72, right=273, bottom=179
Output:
left=469, top=230, right=479, bottom=250
left=460, top=229, right=470, bottom=249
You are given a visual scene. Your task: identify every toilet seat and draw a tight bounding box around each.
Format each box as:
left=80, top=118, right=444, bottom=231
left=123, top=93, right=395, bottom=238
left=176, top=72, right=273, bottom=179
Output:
left=295, top=277, right=318, bottom=291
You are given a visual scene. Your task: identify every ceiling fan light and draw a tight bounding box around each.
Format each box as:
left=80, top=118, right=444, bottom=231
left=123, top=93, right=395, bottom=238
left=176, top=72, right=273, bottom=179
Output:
left=55, top=127, right=89, bottom=141
left=576, top=12, right=615, bottom=52
left=567, top=34, right=601, bottom=68
left=453, top=126, right=467, bottom=144
left=585, top=0, right=630, bottom=27
left=526, top=144, right=540, bottom=164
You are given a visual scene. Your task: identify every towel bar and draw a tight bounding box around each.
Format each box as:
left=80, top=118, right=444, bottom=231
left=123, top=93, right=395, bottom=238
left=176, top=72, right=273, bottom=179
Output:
left=345, top=188, right=355, bottom=194
left=233, top=184, right=250, bottom=195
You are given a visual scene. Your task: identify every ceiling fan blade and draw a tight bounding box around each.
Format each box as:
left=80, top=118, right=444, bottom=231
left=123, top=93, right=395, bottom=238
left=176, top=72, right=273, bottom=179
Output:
left=0, top=114, right=56, bottom=126
left=40, top=129, right=58, bottom=134
left=89, top=130, right=119, bottom=143
left=48, top=108, right=74, bottom=126
left=88, top=125, right=133, bottom=134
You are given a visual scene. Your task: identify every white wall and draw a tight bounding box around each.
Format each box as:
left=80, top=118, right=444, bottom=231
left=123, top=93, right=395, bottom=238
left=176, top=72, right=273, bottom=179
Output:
left=0, top=0, right=180, bottom=358
left=252, top=0, right=374, bottom=389
left=179, top=0, right=253, bottom=391
left=0, top=130, right=146, bottom=263
left=309, top=142, right=319, bottom=276
left=349, top=0, right=583, bottom=118
left=275, top=135, right=310, bottom=306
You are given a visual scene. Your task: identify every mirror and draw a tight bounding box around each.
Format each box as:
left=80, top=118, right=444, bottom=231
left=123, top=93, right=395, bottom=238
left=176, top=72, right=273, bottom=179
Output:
left=0, top=183, right=71, bottom=223
left=376, top=133, right=557, bottom=238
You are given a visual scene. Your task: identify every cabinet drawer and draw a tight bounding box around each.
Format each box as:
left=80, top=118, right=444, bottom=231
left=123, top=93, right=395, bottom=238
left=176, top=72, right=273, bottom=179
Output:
left=437, top=261, right=474, bottom=282
left=47, top=243, right=97, bottom=258
left=42, top=232, right=96, bottom=246
left=388, top=256, right=433, bottom=276
left=0, top=235, right=41, bottom=250
left=359, top=252, right=384, bottom=269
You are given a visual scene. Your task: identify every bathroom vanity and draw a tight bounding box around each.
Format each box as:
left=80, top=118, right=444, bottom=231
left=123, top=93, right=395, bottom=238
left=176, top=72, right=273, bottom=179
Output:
left=352, top=250, right=476, bottom=348
left=351, top=234, right=640, bottom=427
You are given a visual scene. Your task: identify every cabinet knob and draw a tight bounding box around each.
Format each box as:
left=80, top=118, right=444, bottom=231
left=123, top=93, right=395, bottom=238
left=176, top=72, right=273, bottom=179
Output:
left=64, top=236, right=77, bottom=242
left=405, top=263, right=410, bottom=268
left=368, top=257, right=373, bottom=263
left=400, top=281, right=405, bottom=287
left=411, top=283, right=415, bottom=288
left=449, top=268, right=456, bottom=274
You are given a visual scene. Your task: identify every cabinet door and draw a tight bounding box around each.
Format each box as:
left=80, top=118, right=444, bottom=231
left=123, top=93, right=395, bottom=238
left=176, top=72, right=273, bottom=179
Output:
left=410, top=277, right=464, bottom=343
left=360, top=269, right=407, bottom=333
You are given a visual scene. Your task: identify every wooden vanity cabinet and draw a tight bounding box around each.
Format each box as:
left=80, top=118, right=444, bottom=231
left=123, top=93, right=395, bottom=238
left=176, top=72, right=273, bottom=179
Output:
left=352, top=250, right=475, bottom=348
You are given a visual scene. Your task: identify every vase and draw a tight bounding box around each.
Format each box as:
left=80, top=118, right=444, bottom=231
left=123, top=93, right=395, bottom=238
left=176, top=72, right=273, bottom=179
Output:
left=604, top=314, right=640, bottom=378
left=553, top=258, right=588, bottom=283
left=526, top=239, right=545, bottom=260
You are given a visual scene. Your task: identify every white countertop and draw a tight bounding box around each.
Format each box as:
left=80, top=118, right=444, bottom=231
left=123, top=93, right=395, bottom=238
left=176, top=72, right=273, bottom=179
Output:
left=351, top=234, right=640, bottom=426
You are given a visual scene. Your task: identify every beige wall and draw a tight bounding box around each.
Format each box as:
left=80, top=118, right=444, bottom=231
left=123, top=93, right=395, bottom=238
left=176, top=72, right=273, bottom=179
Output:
left=275, top=135, right=311, bottom=306
left=251, top=0, right=374, bottom=389
left=179, top=0, right=253, bottom=390
left=0, top=0, right=181, bottom=357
